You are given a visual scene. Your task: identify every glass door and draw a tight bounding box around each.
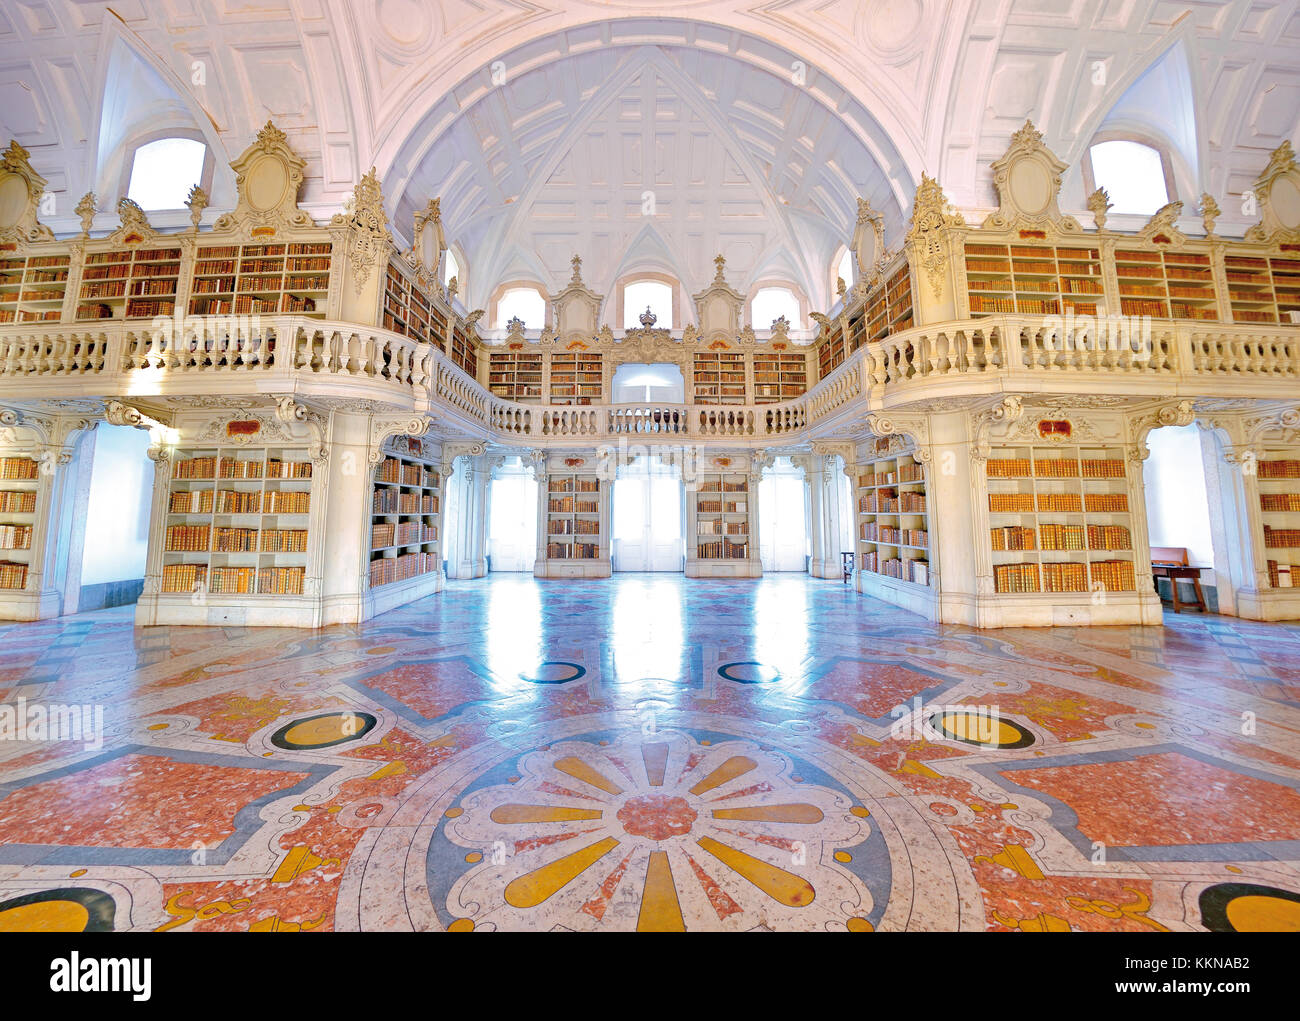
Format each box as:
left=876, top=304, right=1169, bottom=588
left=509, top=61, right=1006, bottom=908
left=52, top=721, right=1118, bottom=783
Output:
left=613, top=464, right=683, bottom=572
left=488, top=473, right=538, bottom=571
left=759, top=470, right=809, bottom=572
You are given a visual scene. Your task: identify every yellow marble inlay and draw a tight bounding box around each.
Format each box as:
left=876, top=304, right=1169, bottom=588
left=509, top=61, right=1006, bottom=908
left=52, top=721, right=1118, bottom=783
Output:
left=937, top=711, right=1022, bottom=746
left=490, top=804, right=603, bottom=824
left=553, top=756, right=624, bottom=795
left=1225, top=895, right=1300, bottom=932
left=637, top=851, right=686, bottom=932
left=282, top=713, right=369, bottom=747
left=711, top=804, right=823, bottom=824
left=696, top=836, right=814, bottom=907
left=689, top=756, right=757, bottom=795
left=503, top=837, right=620, bottom=908
left=0, top=901, right=90, bottom=932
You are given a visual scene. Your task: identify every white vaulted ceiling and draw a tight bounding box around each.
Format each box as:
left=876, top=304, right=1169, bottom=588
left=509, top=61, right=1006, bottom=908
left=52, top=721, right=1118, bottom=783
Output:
left=1, top=0, right=1298, bottom=309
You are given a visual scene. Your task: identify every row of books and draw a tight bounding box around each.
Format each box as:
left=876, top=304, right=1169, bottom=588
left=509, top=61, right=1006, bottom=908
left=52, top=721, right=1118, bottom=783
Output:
left=0, top=490, right=36, bottom=513
left=1263, top=526, right=1300, bottom=548
left=0, top=458, right=38, bottom=480
left=1266, top=561, right=1295, bottom=588
left=1259, top=460, right=1300, bottom=478
left=372, top=522, right=437, bottom=549
left=160, top=564, right=306, bottom=595
left=369, top=552, right=439, bottom=587
left=988, top=458, right=1125, bottom=479
left=372, top=490, right=438, bottom=514
left=698, top=501, right=748, bottom=514
left=697, top=481, right=748, bottom=493
left=180, top=490, right=311, bottom=515
left=376, top=458, right=438, bottom=487
left=549, top=477, right=600, bottom=493
left=989, top=492, right=1130, bottom=514
left=546, top=517, right=601, bottom=535
left=860, top=492, right=927, bottom=514
left=991, top=526, right=1037, bottom=551
left=697, top=540, right=749, bottom=559
left=857, top=550, right=930, bottom=584
left=1261, top=493, right=1300, bottom=512
left=547, top=541, right=599, bottom=559
left=698, top=520, right=748, bottom=535
left=0, top=560, right=28, bottom=589
left=860, top=524, right=927, bottom=546
left=0, top=524, right=32, bottom=549
left=547, top=497, right=599, bottom=513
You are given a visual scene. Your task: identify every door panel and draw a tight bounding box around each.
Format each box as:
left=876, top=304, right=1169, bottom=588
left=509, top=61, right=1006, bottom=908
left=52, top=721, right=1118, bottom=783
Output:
left=614, top=475, right=683, bottom=572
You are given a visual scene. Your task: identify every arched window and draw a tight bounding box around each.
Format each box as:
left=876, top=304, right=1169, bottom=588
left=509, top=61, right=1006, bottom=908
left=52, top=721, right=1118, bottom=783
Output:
left=751, top=286, right=802, bottom=330
left=494, top=286, right=546, bottom=329
left=623, top=279, right=673, bottom=330
left=444, top=248, right=461, bottom=289
left=1087, top=140, right=1171, bottom=215
left=835, top=248, right=854, bottom=294
left=126, top=137, right=207, bottom=210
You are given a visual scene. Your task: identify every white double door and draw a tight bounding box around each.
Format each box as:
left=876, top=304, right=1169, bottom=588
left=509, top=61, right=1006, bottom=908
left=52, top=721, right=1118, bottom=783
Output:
left=759, top=473, right=808, bottom=572
left=613, top=474, right=683, bottom=572
left=488, top=474, right=538, bottom=571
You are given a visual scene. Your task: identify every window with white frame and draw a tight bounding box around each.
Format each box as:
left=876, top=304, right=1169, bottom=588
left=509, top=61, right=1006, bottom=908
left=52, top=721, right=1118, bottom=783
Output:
left=751, top=286, right=801, bottom=330
left=494, top=286, right=546, bottom=329
left=1088, top=140, right=1170, bottom=215
left=444, top=248, right=461, bottom=289
left=126, top=137, right=207, bottom=211
left=623, top=279, right=673, bottom=330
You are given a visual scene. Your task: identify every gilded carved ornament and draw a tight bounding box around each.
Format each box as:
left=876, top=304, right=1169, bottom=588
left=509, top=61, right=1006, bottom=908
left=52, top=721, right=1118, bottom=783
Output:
left=1244, top=141, right=1300, bottom=244
left=332, top=167, right=392, bottom=296
left=904, top=173, right=965, bottom=301
left=865, top=412, right=931, bottom=462
left=982, top=120, right=1081, bottom=234
left=1126, top=400, right=1196, bottom=462
left=0, top=140, right=55, bottom=244
left=213, top=120, right=314, bottom=237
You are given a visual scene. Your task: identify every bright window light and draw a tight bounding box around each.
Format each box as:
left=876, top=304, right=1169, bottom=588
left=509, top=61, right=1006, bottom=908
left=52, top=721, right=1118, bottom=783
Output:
left=624, top=280, right=673, bottom=330
left=444, top=248, right=460, bottom=287
left=752, top=287, right=801, bottom=330
left=835, top=248, right=853, bottom=291
left=1089, top=140, right=1169, bottom=215
left=495, top=286, right=546, bottom=329
left=126, top=137, right=206, bottom=211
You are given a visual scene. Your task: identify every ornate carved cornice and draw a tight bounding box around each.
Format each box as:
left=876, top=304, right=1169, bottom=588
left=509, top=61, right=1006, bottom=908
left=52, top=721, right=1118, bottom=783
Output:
left=1125, top=400, right=1196, bottom=462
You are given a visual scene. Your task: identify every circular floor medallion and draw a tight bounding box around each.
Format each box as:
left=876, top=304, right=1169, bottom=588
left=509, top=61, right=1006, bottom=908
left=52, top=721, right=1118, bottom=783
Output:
left=271, top=711, right=377, bottom=750
left=0, top=888, right=115, bottom=932
left=929, top=710, right=1034, bottom=749
left=521, top=661, right=586, bottom=685
left=1199, top=883, right=1300, bottom=932
left=718, top=661, right=781, bottom=684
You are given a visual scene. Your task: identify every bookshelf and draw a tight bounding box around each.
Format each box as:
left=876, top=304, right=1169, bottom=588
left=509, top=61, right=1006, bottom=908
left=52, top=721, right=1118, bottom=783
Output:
left=187, top=241, right=330, bottom=317
left=817, top=324, right=846, bottom=379
left=538, top=471, right=608, bottom=576
left=161, top=446, right=314, bottom=598
left=1114, top=248, right=1218, bottom=321
left=369, top=437, right=441, bottom=593
left=451, top=324, right=478, bottom=379
left=752, top=351, right=808, bottom=404
left=1258, top=454, right=1300, bottom=590
left=689, top=471, right=759, bottom=577
left=550, top=351, right=603, bottom=405
left=985, top=444, right=1136, bottom=595
left=854, top=446, right=930, bottom=590
left=77, top=245, right=183, bottom=320
left=488, top=349, right=544, bottom=401
left=964, top=242, right=1105, bottom=317
left=885, top=263, right=914, bottom=333
left=693, top=350, right=747, bottom=405
left=0, top=253, right=71, bottom=324
left=1223, top=254, right=1300, bottom=324
left=0, top=455, right=40, bottom=591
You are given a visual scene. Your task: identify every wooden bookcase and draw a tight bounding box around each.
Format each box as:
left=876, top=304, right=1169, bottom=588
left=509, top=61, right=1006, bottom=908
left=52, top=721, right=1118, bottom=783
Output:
left=817, top=326, right=846, bottom=379
left=855, top=449, right=930, bottom=587
left=985, top=444, right=1135, bottom=595
left=488, top=350, right=544, bottom=401
left=0, top=253, right=71, bottom=324
left=451, top=323, right=478, bottom=379
left=1259, top=454, right=1300, bottom=590
left=692, top=472, right=753, bottom=567
left=1114, top=247, right=1218, bottom=321
left=78, top=245, right=183, bottom=320
left=550, top=351, right=603, bottom=404
left=885, top=263, right=914, bottom=332
left=369, top=440, right=441, bottom=590
left=1224, top=254, right=1300, bottom=324
left=543, top=472, right=602, bottom=561
left=965, top=242, right=1105, bottom=317
left=0, top=456, right=40, bottom=590
left=752, top=351, right=808, bottom=403
left=161, top=447, right=314, bottom=597
left=187, top=241, right=330, bottom=317
left=693, top=350, right=747, bottom=404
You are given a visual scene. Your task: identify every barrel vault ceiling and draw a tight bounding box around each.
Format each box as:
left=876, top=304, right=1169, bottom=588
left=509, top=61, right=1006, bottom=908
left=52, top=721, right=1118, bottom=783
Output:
left=1, top=0, right=1298, bottom=310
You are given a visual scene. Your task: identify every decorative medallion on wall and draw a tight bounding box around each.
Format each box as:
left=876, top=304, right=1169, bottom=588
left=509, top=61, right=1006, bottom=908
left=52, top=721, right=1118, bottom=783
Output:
left=1245, top=141, right=1300, bottom=243
left=982, top=121, right=1080, bottom=234
left=0, top=140, right=55, bottom=244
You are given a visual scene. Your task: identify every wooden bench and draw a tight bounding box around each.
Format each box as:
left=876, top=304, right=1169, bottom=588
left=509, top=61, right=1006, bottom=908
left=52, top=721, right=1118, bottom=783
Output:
left=1150, top=546, right=1207, bottom=613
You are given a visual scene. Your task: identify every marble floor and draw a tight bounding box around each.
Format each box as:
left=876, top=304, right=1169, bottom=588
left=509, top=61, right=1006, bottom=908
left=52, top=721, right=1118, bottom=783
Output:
left=0, top=573, right=1298, bottom=932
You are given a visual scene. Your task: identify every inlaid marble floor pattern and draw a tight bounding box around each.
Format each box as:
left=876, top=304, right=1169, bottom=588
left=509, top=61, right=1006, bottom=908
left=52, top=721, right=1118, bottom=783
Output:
left=1, top=574, right=1298, bottom=932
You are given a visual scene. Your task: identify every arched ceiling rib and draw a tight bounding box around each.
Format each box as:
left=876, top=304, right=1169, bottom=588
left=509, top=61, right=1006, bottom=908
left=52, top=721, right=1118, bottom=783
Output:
left=0, top=0, right=1295, bottom=288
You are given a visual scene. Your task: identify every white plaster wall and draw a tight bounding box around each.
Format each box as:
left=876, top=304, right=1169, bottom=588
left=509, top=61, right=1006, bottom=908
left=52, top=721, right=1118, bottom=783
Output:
left=80, top=425, right=152, bottom=586
left=1142, top=424, right=1217, bottom=587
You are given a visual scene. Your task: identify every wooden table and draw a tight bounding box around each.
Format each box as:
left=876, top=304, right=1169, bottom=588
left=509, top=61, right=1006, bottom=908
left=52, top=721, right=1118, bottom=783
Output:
left=1151, top=562, right=1207, bottom=613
